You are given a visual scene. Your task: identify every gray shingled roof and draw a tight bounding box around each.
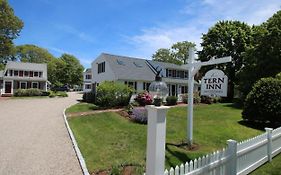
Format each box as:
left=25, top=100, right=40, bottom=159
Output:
left=6, top=61, right=47, bottom=71
left=101, top=53, right=156, bottom=81
left=148, top=60, right=186, bottom=71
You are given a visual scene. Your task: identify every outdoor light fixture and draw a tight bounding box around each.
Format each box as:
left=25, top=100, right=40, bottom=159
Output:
left=149, top=70, right=168, bottom=106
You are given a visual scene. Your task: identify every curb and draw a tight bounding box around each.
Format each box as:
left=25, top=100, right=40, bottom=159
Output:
left=63, top=108, right=90, bottom=175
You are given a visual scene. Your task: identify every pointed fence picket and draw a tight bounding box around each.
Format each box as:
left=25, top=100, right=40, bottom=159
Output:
left=159, top=126, right=281, bottom=175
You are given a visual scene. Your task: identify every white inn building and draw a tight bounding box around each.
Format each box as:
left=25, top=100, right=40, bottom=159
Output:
left=83, top=53, right=200, bottom=99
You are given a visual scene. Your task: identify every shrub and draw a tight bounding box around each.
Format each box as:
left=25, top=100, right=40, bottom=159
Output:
left=82, top=91, right=96, bottom=103
left=200, top=96, right=213, bottom=104
left=49, top=92, right=55, bottom=98
left=242, top=77, right=281, bottom=123
left=41, top=91, right=51, bottom=96
left=166, top=96, right=178, bottom=106
left=96, top=81, right=133, bottom=107
left=134, top=91, right=153, bottom=106
left=130, top=107, right=148, bottom=124
left=14, top=88, right=42, bottom=97
left=56, top=91, right=68, bottom=97
left=181, top=92, right=201, bottom=104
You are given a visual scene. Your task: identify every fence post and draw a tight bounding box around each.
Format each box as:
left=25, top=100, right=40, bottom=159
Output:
left=265, top=127, right=273, bottom=162
left=227, top=139, right=237, bottom=175
left=145, top=105, right=170, bottom=175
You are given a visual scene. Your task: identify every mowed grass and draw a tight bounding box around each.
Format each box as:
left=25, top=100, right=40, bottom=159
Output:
left=65, top=102, right=99, bottom=113
left=68, top=103, right=262, bottom=173
left=250, top=154, right=281, bottom=175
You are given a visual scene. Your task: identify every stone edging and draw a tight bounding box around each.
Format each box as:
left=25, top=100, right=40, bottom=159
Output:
left=63, top=108, right=90, bottom=175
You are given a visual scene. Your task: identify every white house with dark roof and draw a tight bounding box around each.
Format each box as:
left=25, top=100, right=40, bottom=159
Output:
left=83, top=68, right=92, bottom=92
left=0, top=61, right=48, bottom=96
left=84, top=53, right=200, bottom=100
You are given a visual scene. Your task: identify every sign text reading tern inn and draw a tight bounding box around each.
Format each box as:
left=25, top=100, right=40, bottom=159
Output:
left=201, top=69, right=228, bottom=97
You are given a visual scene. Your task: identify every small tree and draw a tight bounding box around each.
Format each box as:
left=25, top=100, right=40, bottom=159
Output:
left=242, top=77, right=281, bottom=124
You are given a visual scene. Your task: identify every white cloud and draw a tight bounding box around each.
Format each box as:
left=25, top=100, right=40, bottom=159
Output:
left=55, top=24, right=95, bottom=43
left=126, top=0, right=280, bottom=59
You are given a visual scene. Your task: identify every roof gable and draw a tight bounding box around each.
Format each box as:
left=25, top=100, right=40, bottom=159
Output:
left=101, top=53, right=156, bottom=81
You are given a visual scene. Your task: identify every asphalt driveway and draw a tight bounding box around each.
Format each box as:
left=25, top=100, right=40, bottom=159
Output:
left=0, top=92, right=83, bottom=175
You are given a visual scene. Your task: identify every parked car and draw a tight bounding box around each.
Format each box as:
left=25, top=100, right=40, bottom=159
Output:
left=51, top=85, right=70, bottom=92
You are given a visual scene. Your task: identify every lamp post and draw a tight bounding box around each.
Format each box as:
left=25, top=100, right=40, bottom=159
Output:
left=148, top=71, right=168, bottom=106
left=146, top=73, right=169, bottom=175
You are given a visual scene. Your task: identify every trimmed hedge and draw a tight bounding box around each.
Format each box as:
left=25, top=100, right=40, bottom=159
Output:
left=242, top=77, right=281, bottom=123
left=166, top=96, right=178, bottom=106
left=14, top=88, right=43, bottom=97
left=96, top=81, right=133, bottom=107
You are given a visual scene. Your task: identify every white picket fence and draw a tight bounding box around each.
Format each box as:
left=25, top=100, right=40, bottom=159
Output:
left=164, top=126, right=281, bottom=175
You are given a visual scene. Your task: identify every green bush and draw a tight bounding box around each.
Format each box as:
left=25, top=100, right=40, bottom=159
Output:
left=96, top=81, right=133, bottom=107
left=56, top=91, right=68, bottom=97
left=166, top=96, right=178, bottom=106
left=14, top=88, right=42, bottom=97
left=242, top=77, right=281, bottom=123
left=181, top=92, right=201, bottom=104
left=82, top=91, right=96, bottom=103
left=41, top=91, right=51, bottom=96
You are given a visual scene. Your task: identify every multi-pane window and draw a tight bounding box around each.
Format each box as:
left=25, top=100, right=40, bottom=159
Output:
left=34, top=71, right=39, bottom=77
left=32, top=82, right=38, bottom=88
left=24, top=71, right=29, bottom=77
left=181, top=86, right=188, bottom=94
left=98, top=62, right=105, bottom=74
left=85, top=84, right=91, bottom=89
left=166, top=69, right=188, bottom=79
left=85, top=74, right=92, bottom=79
left=19, top=71, right=23, bottom=77
left=20, top=82, right=27, bottom=89
left=14, top=70, right=18, bottom=76
left=125, top=81, right=137, bottom=90
left=9, top=70, right=13, bottom=76
left=30, top=71, right=33, bottom=77
left=143, top=82, right=151, bottom=91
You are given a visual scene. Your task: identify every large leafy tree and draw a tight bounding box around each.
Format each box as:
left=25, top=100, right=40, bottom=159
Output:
left=13, top=44, right=58, bottom=84
left=59, top=54, right=84, bottom=86
left=238, top=10, right=281, bottom=98
left=0, top=0, right=23, bottom=67
left=171, top=41, right=196, bottom=64
left=14, top=44, right=54, bottom=63
left=199, top=21, right=252, bottom=101
left=152, top=41, right=195, bottom=65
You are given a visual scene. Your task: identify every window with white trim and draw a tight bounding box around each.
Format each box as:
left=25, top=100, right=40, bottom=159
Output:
left=98, top=62, right=105, bottom=74
left=32, top=82, right=39, bottom=89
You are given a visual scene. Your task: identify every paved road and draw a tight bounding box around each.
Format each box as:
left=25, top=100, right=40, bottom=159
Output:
left=0, top=92, right=83, bottom=175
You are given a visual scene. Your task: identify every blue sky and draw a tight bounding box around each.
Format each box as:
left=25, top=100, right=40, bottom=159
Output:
left=9, top=0, right=281, bottom=68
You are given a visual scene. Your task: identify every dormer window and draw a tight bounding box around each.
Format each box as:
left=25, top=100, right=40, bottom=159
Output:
left=117, top=59, right=125, bottom=65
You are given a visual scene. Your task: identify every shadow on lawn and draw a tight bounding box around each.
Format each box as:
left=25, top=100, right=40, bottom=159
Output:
left=165, top=145, right=192, bottom=168
left=223, top=102, right=243, bottom=109
left=238, top=120, right=280, bottom=131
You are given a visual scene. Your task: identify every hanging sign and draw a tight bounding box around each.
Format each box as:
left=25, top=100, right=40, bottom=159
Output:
left=200, top=69, right=228, bottom=97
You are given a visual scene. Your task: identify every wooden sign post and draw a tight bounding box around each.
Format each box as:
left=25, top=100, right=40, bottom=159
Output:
left=183, top=48, right=232, bottom=146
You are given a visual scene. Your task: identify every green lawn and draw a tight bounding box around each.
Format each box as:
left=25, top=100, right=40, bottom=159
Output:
left=65, top=102, right=99, bottom=113
left=250, top=154, right=281, bottom=175
left=68, top=103, right=263, bottom=173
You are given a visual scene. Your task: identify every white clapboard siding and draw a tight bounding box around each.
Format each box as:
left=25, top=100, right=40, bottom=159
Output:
left=159, top=126, right=281, bottom=175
